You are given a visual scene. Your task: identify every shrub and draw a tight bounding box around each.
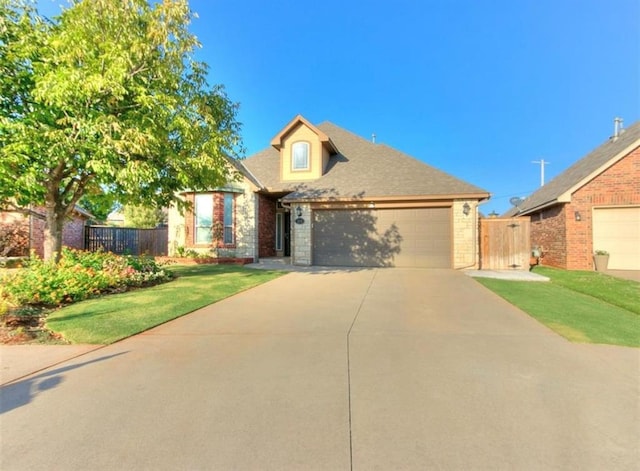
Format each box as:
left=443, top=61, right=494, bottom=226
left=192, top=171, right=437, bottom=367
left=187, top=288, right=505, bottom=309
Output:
left=1, top=248, right=172, bottom=307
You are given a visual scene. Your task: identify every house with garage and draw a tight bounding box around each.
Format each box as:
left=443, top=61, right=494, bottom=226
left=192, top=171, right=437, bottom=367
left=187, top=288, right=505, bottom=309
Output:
left=168, top=115, right=490, bottom=268
left=506, top=119, right=640, bottom=271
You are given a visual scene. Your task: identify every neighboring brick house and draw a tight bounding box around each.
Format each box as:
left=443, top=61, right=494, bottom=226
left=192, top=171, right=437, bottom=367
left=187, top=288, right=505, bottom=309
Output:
left=168, top=115, right=490, bottom=268
left=505, top=120, right=640, bottom=270
left=0, top=205, right=93, bottom=258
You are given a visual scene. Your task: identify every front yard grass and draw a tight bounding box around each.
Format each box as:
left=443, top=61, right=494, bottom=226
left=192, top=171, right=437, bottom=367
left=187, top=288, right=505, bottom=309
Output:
left=46, top=265, right=284, bottom=344
left=476, top=267, right=640, bottom=347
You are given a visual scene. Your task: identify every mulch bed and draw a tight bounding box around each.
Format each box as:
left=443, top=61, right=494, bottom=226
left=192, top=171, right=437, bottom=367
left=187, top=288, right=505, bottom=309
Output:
left=0, top=308, right=68, bottom=345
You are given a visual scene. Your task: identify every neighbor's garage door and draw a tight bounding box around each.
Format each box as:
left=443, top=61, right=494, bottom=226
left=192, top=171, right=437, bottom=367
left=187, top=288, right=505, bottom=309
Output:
left=312, top=207, right=451, bottom=268
left=593, top=206, right=640, bottom=270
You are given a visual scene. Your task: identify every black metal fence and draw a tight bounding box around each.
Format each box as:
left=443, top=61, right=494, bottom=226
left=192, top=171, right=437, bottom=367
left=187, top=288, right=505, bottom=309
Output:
left=84, top=226, right=168, bottom=256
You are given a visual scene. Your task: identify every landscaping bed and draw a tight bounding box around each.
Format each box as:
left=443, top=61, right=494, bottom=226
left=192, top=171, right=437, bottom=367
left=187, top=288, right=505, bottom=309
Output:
left=155, top=256, right=254, bottom=265
left=1, top=253, right=283, bottom=345
left=0, top=249, right=173, bottom=344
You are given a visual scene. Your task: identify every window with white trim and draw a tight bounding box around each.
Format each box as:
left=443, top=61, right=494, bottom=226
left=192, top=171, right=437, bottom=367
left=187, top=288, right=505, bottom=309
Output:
left=194, top=194, right=213, bottom=244
left=292, top=141, right=309, bottom=170
left=223, top=193, right=234, bottom=244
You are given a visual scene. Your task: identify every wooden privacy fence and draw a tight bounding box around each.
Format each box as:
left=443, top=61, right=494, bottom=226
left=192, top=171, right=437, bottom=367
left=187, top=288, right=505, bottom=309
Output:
left=480, top=217, right=531, bottom=270
left=84, top=226, right=168, bottom=256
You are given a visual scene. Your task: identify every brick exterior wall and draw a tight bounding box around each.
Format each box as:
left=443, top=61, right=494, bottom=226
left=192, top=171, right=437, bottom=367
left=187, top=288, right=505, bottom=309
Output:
left=0, top=209, right=88, bottom=258
left=529, top=146, right=640, bottom=270
left=257, top=194, right=276, bottom=258
left=530, top=205, right=566, bottom=268
left=62, top=216, right=86, bottom=251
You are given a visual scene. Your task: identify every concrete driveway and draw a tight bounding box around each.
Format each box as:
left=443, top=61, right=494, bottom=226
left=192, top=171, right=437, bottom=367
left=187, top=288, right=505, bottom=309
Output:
left=1, top=269, right=638, bottom=470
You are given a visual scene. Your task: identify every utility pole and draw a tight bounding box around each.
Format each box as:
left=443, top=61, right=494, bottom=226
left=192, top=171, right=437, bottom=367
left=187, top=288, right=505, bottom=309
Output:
left=532, top=159, right=550, bottom=187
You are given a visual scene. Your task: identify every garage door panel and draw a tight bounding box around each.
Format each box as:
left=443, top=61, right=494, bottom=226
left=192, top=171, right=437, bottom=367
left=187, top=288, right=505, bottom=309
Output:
left=312, top=208, right=451, bottom=268
left=593, top=207, right=640, bottom=270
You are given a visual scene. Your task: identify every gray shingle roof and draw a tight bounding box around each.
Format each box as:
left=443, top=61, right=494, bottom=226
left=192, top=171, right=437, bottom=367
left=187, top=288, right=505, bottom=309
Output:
left=243, top=121, right=488, bottom=201
left=506, top=120, right=640, bottom=216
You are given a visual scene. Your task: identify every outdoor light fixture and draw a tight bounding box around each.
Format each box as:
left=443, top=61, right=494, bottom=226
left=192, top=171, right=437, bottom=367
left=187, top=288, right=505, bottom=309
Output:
left=368, top=202, right=375, bottom=209
left=296, top=206, right=302, bottom=218
left=462, top=202, right=471, bottom=216
left=574, top=211, right=581, bottom=221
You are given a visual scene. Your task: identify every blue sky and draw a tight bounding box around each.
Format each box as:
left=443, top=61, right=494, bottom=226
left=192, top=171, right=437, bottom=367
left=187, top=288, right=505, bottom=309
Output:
left=39, top=0, right=639, bottom=214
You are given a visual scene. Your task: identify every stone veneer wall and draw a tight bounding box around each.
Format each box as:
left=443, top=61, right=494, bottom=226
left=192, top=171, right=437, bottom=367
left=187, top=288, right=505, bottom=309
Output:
left=233, top=189, right=257, bottom=260
left=167, top=184, right=257, bottom=260
left=452, top=200, right=479, bottom=269
left=291, top=203, right=312, bottom=266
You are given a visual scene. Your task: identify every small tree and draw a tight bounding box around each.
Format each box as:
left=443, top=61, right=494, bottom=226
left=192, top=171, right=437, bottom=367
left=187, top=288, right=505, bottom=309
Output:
left=123, top=205, right=166, bottom=228
left=0, top=0, right=242, bottom=261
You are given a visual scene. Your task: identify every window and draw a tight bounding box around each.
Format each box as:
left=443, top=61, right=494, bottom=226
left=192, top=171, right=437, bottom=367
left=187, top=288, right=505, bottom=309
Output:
left=223, top=193, right=234, bottom=244
left=194, top=194, right=213, bottom=244
left=292, top=141, right=309, bottom=170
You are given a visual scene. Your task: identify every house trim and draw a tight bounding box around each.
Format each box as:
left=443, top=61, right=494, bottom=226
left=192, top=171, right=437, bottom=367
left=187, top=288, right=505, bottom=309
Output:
left=285, top=193, right=490, bottom=204
left=270, top=114, right=337, bottom=154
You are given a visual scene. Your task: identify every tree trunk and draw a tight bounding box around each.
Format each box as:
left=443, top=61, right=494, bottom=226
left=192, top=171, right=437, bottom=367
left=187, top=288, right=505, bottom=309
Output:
left=43, top=203, right=64, bottom=262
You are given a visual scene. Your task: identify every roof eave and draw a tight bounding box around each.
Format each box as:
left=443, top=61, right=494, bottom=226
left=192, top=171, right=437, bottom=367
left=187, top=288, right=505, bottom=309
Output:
left=517, top=199, right=560, bottom=216
left=270, top=114, right=335, bottom=152
left=283, top=192, right=490, bottom=203
left=557, top=140, right=639, bottom=202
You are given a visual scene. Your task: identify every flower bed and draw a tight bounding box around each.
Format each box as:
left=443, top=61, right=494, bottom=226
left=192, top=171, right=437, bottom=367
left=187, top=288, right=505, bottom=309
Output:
left=0, top=248, right=172, bottom=308
left=155, top=256, right=254, bottom=266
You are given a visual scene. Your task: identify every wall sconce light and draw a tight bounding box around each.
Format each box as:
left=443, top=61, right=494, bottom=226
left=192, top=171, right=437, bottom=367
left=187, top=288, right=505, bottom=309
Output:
left=462, top=202, right=471, bottom=216
left=296, top=206, right=302, bottom=218
left=574, top=211, right=581, bottom=221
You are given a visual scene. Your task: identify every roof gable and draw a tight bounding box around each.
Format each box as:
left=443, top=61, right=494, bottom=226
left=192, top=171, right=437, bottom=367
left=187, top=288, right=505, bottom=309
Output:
left=512, top=120, right=640, bottom=215
left=270, top=114, right=337, bottom=154
left=244, top=119, right=489, bottom=201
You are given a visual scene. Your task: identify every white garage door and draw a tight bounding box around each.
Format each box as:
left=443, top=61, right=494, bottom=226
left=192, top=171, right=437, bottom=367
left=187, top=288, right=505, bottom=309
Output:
left=593, top=207, right=640, bottom=270
left=312, top=207, right=452, bottom=268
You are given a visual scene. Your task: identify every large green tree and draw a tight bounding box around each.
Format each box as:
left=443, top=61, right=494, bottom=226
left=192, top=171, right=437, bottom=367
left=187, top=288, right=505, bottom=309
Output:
left=0, top=0, right=241, bottom=260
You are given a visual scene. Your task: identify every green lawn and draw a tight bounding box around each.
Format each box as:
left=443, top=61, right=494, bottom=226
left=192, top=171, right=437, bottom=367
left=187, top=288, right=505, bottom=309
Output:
left=46, top=265, right=285, bottom=344
left=476, top=267, right=640, bottom=347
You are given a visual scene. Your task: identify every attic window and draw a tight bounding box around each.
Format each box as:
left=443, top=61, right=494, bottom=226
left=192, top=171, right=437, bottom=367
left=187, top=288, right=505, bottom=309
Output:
left=292, top=141, right=309, bottom=170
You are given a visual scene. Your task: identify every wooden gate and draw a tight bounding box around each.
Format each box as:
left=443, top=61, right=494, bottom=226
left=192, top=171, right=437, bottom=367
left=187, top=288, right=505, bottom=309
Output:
left=480, top=217, right=531, bottom=270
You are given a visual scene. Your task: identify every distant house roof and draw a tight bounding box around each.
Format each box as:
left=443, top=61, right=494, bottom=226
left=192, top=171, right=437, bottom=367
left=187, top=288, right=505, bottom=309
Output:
left=73, top=205, right=94, bottom=219
left=504, top=120, right=640, bottom=217
left=243, top=121, right=488, bottom=202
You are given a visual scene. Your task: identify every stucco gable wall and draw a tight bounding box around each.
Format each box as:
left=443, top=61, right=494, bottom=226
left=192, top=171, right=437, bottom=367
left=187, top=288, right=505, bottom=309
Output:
left=280, top=124, right=324, bottom=181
